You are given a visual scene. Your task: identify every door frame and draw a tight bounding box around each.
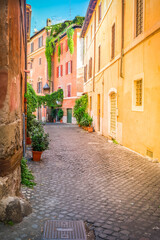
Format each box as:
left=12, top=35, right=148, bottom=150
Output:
left=108, top=88, right=117, bottom=139
left=97, top=94, right=101, bottom=131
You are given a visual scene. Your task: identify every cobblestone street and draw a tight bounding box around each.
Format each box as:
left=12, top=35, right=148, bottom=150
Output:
left=0, top=124, right=160, bottom=240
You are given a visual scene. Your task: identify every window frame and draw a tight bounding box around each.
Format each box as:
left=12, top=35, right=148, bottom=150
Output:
left=111, top=23, right=115, bottom=60
left=132, top=73, right=144, bottom=112
left=38, top=36, right=43, bottom=48
left=67, top=84, right=71, bottom=98
left=31, top=42, right=34, bottom=53
left=134, top=0, right=144, bottom=38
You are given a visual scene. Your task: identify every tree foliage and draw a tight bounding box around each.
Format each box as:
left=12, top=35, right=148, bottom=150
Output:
left=73, top=94, right=88, bottom=124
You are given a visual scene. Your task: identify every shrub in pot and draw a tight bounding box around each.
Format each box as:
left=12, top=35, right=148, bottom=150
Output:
left=31, top=124, right=49, bottom=161
left=58, top=109, right=64, bottom=123
left=80, top=113, right=93, bottom=131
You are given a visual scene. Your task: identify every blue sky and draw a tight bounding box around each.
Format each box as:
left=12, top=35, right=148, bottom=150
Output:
left=27, top=0, right=89, bottom=36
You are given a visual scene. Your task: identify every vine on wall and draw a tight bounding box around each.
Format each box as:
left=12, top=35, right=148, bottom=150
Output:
left=45, top=16, right=85, bottom=80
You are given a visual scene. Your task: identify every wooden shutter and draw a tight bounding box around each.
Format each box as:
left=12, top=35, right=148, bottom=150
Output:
left=111, top=23, right=115, bottom=59
left=61, top=65, right=63, bottom=76
left=57, top=67, right=59, bottom=78
left=42, top=36, right=43, bottom=46
left=71, top=61, right=72, bottom=73
left=68, top=85, right=71, bottom=97
left=99, top=3, right=101, bottom=22
left=84, top=66, right=86, bottom=82
left=90, top=58, right=92, bottom=78
left=66, top=62, right=68, bottom=75
left=98, top=46, right=101, bottom=71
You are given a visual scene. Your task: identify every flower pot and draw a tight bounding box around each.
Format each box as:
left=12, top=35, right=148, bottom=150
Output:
left=60, top=119, right=63, bottom=123
left=88, top=126, right=93, bottom=133
left=84, top=126, right=88, bottom=131
left=78, top=124, right=81, bottom=127
left=26, top=137, right=32, bottom=145
left=32, top=151, right=43, bottom=161
left=53, top=119, right=56, bottom=123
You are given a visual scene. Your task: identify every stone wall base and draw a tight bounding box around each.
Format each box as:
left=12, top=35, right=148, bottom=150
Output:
left=0, top=166, right=32, bottom=223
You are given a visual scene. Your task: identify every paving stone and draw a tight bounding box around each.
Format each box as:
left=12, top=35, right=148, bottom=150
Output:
left=0, top=124, right=160, bottom=240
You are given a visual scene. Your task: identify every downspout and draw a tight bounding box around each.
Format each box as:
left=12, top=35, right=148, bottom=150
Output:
left=24, top=0, right=27, bottom=157
left=93, top=10, right=96, bottom=92
left=120, top=0, right=124, bottom=78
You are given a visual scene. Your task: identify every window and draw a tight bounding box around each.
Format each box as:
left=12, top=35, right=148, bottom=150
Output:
left=132, top=74, right=144, bottom=111
left=37, top=82, right=42, bottom=93
left=135, top=0, right=143, bottom=37
left=31, top=42, right=34, bottom=53
left=135, top=79, right=142, bottom=106
left=26, top=12, right=30, bottom=34
left=38, top=36, right=43, bottom=48
left=30, top=62, right=33, bottom=69
left=86, top=36, right=88, bottom=51
left=111, top=23, right=115, bottom=59
left=61, top=43, right=63, bottom=54
left=66, top=40, right=68, bottom=51
left=67, top=85, right=71, bottom=97
left=91, top=25, right=93, bottom=40
left=57, top=65, right=63, bottom=78
left=84, top=65, right=87, bottom=83
left=98, top=45, right=101, bottom=71
left=39, top=58, right=42, bottom=65
left=89, top=57, right=92, bottom=79
left=98, top=2, right=102, bottom=23
left=66, top=61, right=72, bottom=75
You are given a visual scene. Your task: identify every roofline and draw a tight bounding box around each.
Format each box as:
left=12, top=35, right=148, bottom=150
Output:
left=30, top=27, right=45, bottom=40
left=81, top=0, right=98, bottom=38
left=54, top=24, right=82, bottom=43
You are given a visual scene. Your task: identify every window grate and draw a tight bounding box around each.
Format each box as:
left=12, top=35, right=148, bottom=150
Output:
left=136, top=79, right=142, bottom=106
left=136, top=0, right=143, bottom=37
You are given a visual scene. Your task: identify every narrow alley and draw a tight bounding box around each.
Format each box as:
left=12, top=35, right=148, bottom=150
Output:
left=0, top=124, right=160, bottom=240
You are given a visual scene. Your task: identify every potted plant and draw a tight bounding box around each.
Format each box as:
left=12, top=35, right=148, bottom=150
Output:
left=80, top=113, right=93, bottom=132
left=31, top=122, right=49, bottom=161
left=58, top=109, right=64, bottom=123
left=51, top=108, right=56, bottom=123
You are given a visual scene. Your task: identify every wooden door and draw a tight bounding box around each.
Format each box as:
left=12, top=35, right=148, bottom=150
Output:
left=67, top=109, right=72, bottom=123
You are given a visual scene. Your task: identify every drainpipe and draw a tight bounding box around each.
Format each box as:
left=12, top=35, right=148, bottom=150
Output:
left=120, top=0, right=124, bottom=78
left=93, top=10, right=96, bottom=92
left=24, top=0, right=27, bottom=157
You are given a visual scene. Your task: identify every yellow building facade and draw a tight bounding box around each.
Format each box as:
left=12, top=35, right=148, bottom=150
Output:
left=81, top=0, right=160, bottom=161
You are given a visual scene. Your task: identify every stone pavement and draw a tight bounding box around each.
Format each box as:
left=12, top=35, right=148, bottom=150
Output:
left=0, top=124, right=160, bottom=240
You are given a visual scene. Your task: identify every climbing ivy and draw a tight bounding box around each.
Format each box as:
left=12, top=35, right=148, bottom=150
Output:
left=67, top=27, right=74, bottom=55
left=45, top=16, right=85, bottom=79
left=58, top=37, right=61, bottom=63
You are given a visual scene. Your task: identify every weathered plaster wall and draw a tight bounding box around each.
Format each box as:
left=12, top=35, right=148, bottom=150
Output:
left=0, top=0, right=32, bottom=222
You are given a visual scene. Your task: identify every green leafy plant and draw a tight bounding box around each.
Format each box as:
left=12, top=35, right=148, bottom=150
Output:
left=31, top=126, right=49, bottom=152
left=80, top=113, right=93, bottom=127
left=73, top=94, right=88, bottom=124
left=21, top=158, right=36, bottom=188
left=58, top=37, right=61, bottom=62
left=45, top=16, right=85, bottom=79
left=67, top=27, right=74, bottom=54
left=58, top=108, right=64, bottom=120
left=51, top=108, right=56, bottom=121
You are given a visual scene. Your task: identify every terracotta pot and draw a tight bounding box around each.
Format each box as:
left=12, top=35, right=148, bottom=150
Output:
left=60, top=119, right=63, bottom=123
left=88, top=126, right=93, bottom=133
left=84, top=126, right=88, bottom=131
left=32, top=151, right=43, bottom=161
left=53, top=119, right=56, bottom=123
left=78, top=124, right=81, bottom=127
left=26, top=137, right=31, bottom=145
